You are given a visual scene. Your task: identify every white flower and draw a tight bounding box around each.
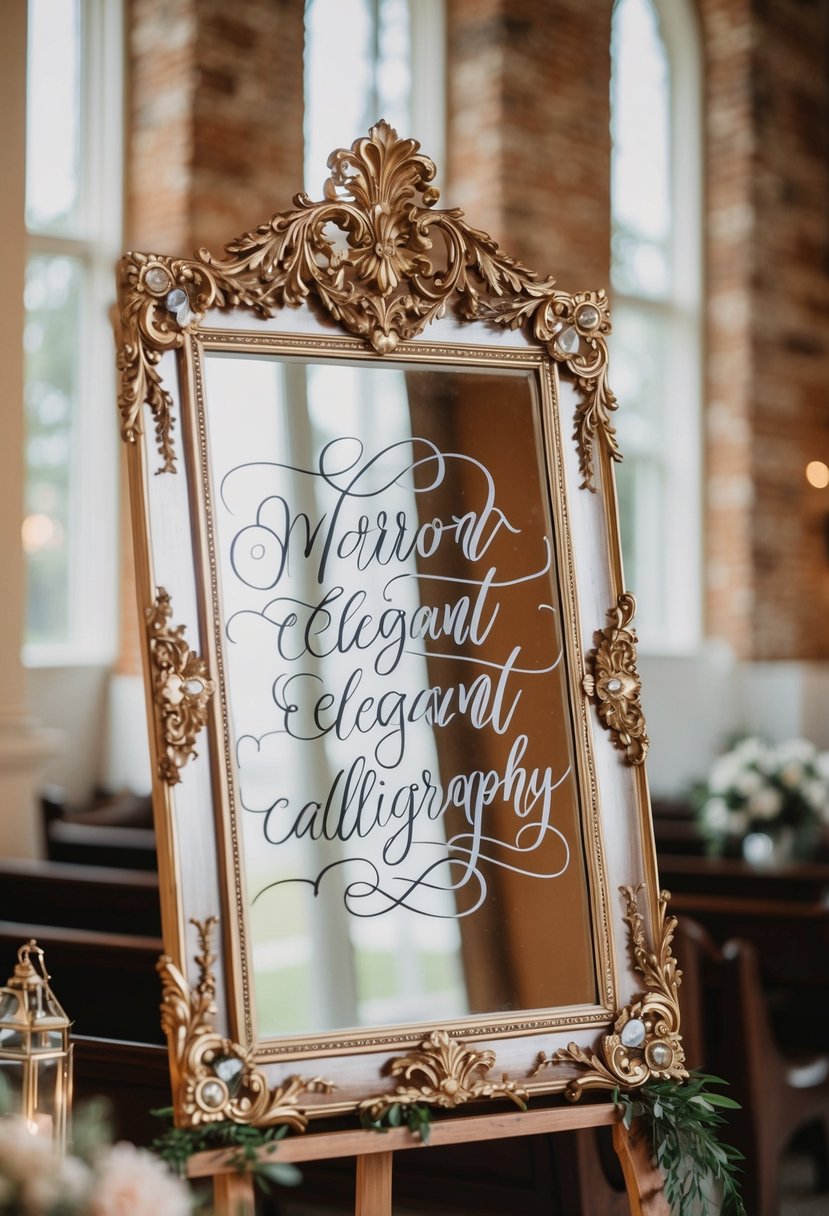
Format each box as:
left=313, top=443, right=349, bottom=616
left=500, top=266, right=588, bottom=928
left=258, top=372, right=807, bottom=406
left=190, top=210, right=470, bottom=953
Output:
left=773, top=738, right=816, bottom=766
left=734, top=768, right=764, bottom=797
left=20, top=1158, right=89, bottom=1215
left=777, top=761, right=805, bottom=789
left=86, top=1142, right=192, bottom=1216
left=748, top=787, right=783, bottom=821
left=816, top=752, right=829, bottom=780
left=733, top=736, right=765, bottom=764
left=0, top=1117, right=56, bottom=1183
left=708, top=755, right=742, bottom=794
left=702, top=797, right=731, bottom=833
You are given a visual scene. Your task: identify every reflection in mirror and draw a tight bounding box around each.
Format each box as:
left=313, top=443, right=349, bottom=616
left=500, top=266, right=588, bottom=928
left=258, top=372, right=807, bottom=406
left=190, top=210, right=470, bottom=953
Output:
left=200, top=353, right=597, bottom=1040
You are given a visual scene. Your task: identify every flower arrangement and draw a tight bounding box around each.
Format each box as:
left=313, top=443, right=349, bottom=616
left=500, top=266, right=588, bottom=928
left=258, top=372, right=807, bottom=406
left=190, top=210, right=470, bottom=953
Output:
left=0, top=1112, right=194, bottom=1216
left=696, top=736, right=829, bottom=858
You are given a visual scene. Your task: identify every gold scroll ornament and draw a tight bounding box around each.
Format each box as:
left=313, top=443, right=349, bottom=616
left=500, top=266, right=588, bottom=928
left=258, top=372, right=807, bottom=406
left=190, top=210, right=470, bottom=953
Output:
left=534, top=885, right=687, bottom=1099
left=359, top=1028, right=528, bottom=1126
left=158, top=918, right=333, bottom=1128
left=146, top=587, right=215, bottom=785
left=583, top=592, right=649, bottom=765
left=116, top=120, right=618, bottom=489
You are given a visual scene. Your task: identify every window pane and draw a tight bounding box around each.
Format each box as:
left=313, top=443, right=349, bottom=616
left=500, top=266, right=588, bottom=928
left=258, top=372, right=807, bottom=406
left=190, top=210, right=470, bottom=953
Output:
left=23, top=255, right=83, bottom=644
left=26, top=0, right=82, bottom=234
left=304, top=0, right=412, bottom=196
left=610, top=0, right=670, bottom=298
left=609, top=303, right=671, bottom=453
left=304, top=0, right=374, bottom=195
left=377, top=0, right=411, bottom=127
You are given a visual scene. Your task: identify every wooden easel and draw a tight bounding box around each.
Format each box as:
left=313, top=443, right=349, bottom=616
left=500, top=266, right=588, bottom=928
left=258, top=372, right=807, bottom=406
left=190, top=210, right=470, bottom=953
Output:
left=187, top=1103, right=669, bottom=1215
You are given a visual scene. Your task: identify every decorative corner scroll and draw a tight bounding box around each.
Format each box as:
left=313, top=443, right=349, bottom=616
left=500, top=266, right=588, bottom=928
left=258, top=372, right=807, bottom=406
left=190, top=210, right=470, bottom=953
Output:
left=146, top=587, right=215, bottom=785
left=116, top=120, right=618, bottom=487
left=533, top=886, right=687, bottom=1100
left=358, top=1029, right=527, bottom=1125
left=158, top=917, right=334, bottom=1128
left=583, top=592, right=649, bottom=764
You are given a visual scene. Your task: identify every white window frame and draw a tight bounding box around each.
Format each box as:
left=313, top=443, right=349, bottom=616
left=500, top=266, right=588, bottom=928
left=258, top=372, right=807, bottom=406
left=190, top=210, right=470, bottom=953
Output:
left=23, top=0, right=123, bottom=667
left=611, top=0, right=703, bottom=653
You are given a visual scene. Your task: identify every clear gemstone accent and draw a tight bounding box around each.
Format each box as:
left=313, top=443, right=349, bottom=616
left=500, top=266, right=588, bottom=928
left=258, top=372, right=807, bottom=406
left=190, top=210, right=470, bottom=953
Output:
left=555, top=326, right=579, bottom=356
left=620, top=1018, right=646, bottom=1048
left=214, top=1057, right=244, bottom=1085
left=201, top=1080, right=225, bottom=1108
left=576, top=304, right=600, bottom=330
left=648, top=1041, right=673, bottom=1068
left=145, top=265, right=170, bottom=293
left=165, top=288, right=194, bottom=327
left=606, top=677, right=623, bottom=693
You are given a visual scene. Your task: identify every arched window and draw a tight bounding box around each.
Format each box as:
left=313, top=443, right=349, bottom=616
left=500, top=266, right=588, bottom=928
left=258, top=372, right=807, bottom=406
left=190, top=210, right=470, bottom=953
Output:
left=610, top=0, right=703, bottom=651
left=24, top=0, right=122, bottom=660
left=303, top=0, right=445, bottom=195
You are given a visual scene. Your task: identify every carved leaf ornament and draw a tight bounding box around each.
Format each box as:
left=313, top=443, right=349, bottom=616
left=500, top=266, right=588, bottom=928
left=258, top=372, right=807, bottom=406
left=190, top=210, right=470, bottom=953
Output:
left=116, top=120, right=619, bottom=487
left=534, top=886, right=687, bottom=1099
left=146, top=588, right=215, bottom=784
left=359, top=1028, right=528, bottom=1125
left=583, top=592, right=649, bottom=764
left=158, top=918, right=333, bottom=1128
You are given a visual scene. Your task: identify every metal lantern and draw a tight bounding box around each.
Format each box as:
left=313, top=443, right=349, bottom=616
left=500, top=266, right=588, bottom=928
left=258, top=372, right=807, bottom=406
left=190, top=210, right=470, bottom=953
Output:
left=0, top=940, right=72, bottom=1149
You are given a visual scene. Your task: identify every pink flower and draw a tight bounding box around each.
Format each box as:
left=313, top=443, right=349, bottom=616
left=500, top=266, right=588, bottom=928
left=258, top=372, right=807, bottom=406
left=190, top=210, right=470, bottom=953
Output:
left=85, top=1142, right=192, bottom=1216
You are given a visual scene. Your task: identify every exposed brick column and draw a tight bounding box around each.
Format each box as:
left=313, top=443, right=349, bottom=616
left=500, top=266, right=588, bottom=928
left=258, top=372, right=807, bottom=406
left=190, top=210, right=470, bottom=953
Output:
left=699, top=0, right=756, bottom=657
left=700, top=0, right=829, bottom=660
left=127, top=0, right=305, bottom=256
left=446, top=0, right=612, bottom=293
left=750, top=0, right=829, bottom=660
left=121, top=0, right=306, bottom=684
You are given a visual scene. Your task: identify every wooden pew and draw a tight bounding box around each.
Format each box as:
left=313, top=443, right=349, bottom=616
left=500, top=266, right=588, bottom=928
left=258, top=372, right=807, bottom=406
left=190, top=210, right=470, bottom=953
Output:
left=660, top=852, right=829, bottom=1051
left=0, top=858, right=161, bottom=937
left=73, top=1036, right=171, bottom=1147
left=674, top=918, right=829, bottom=1216
left=46, top=820, right=158, bottom=871
left=0, top=921, right=164, bottom=1044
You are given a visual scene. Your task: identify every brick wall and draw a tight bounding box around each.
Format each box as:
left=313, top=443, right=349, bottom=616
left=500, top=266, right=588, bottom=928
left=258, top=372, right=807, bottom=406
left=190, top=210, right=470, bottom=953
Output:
left=127, top=0, right=305, bottom=255
left=700, top=0, right=829, bottom=659
left=123, top=0, right=829, bottom=662
left=447, top=0, right=612, bottom=292
left=750, top=0, right=829, bottom=659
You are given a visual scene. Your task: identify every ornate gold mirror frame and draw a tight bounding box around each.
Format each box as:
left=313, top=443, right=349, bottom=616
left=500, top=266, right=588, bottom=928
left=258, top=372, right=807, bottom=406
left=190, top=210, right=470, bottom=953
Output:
left=115, top=122, right=684, bottom=1132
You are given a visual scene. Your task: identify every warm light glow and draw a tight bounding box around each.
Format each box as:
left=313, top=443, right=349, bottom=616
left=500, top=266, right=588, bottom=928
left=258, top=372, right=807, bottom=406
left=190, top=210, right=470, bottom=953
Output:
left=805, top=461, right=829, bottom=489
left=26, top=1114, right=53, bottom=1136
left=21, top=512, right=64, bottom=553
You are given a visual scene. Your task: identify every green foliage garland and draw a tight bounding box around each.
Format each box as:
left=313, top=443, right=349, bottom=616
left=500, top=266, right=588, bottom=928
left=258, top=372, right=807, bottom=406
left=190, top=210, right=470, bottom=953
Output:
left=616, top=1073, right=746, bottom=1216
left=150, top=1108, right=303, bottom=1194
left=359, top=1101, right=434, bottom=1142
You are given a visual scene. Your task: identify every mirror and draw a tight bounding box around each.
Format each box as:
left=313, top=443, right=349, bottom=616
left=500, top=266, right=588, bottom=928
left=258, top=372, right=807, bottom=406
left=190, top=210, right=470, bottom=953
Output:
left=204, top=353, right=596, bottom=1039
left=116, top=122, right=684, bottom=1128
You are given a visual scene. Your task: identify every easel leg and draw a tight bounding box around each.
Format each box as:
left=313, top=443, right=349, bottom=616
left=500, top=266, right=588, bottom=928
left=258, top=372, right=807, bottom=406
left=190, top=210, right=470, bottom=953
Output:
left=612, top=1119, right=670, bottom=1216
left=355, top=1150, right=393, bottom=1216
left=213, top=1170, right=256, bottom=1216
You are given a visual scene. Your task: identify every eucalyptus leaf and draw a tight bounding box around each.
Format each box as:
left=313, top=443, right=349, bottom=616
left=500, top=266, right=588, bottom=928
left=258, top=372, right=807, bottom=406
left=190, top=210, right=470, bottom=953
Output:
left=616, top=1071, right=746, bottom=1216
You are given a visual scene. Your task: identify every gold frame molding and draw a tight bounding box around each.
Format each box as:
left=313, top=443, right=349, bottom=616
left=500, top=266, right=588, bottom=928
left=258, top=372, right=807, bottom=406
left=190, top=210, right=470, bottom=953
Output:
left=158, top=918, right=333, bottom=1128
left=117, top=120, right=618, bottom=488
left=146, top=587, right=215, bottom=785
left=359, top=1029, right=528, bottom=1125
left=583, top=592, right=649, bottom=765
left=115, top=120, right=680, bottom=1133
left=534, top=886, right=686, bottom=1099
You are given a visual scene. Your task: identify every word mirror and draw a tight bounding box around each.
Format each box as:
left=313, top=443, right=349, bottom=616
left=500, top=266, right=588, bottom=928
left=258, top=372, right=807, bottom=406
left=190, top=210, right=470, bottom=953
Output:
left=115, top=122, right=685, bottom=1134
